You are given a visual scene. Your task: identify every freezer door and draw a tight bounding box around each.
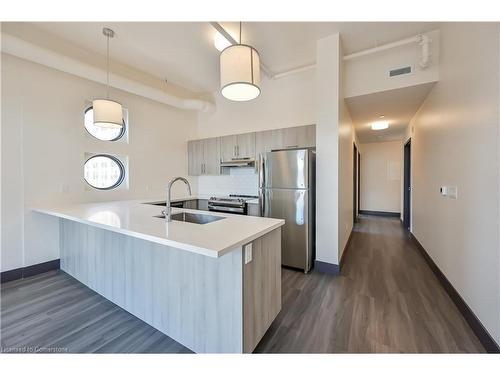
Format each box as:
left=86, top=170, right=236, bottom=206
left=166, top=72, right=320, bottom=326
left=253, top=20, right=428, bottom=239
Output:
left=260, top=188, right=311, bottom=271
left=261, top=149, right=309, bottom=189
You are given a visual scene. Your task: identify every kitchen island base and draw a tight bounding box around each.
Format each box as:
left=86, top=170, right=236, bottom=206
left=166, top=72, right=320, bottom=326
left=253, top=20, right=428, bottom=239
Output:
left=59, top=219, right=281, bottom=353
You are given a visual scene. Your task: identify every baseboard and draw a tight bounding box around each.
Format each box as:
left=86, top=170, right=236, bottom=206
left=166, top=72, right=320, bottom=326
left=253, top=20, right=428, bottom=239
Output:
left=314, top=260, right=340, bottom=276
left=339, top=230, right=354, bottom=270
left=1, top=259, right=60, bottom=284
left=409, top=233, right=500, bottom=353
left=359, top=210, right=400, bottom=218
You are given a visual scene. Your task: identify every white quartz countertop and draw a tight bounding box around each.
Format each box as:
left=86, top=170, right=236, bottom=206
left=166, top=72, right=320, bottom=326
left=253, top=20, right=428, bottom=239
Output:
left=33, top=199, right=283, bottom=258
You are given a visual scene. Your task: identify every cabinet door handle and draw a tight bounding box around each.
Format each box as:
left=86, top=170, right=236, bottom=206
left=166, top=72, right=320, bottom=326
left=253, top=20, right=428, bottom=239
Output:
left=237, top=145, right=240, bottom=157
left=234, top=145, right=237, bottom=157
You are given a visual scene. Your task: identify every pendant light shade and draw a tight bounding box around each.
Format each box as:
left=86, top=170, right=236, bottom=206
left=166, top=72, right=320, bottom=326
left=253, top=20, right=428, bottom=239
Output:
left=219, top=23, right=261, bottom=102
left=220, top=44, right=261, bottom=101
left=93, top=28, right=123, bottom=129
left=92, top=99, right=123, bottom=129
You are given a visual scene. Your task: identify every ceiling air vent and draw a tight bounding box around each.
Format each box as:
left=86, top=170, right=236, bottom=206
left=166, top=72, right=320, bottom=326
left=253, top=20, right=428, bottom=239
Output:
left=389, top=66, right=412, bottom=77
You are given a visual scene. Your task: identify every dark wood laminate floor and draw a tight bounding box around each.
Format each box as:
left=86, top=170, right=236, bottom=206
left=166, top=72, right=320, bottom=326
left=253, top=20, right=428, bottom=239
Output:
left=255, top=216, right=484, bottom=353
left=1, top=216, right=484, bottom=353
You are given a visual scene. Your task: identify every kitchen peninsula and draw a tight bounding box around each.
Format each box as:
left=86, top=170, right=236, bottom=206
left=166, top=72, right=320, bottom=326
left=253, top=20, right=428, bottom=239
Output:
left=33, top=200, right=284, bottom=353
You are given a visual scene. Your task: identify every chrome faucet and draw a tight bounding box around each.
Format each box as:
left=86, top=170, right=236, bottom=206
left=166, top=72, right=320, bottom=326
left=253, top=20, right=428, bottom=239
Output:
left=164, top=177, right=192, bottom=222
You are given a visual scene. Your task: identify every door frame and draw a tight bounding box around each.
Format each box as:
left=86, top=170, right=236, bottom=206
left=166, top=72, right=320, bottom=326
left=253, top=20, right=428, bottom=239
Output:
left=353, top=143, right=358, bottom=224
left=403, top=139, right=412, bottom=231
left=358, top=151, right=361, bottom=218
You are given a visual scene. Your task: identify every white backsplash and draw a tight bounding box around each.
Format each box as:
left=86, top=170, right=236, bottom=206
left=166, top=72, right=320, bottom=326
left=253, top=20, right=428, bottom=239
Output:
left=198, top=167, right=258, bottom=197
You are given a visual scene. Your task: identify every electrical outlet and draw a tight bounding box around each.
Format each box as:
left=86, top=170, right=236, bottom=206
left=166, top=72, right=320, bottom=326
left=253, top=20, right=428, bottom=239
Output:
left=244, top=243, right=253, bottom=264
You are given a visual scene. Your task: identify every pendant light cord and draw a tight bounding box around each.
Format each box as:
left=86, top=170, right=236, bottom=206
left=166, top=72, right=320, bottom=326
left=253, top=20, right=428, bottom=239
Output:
left=239, top=22, right=242, bottom=44
left=106, top=33, right=110, bottom=99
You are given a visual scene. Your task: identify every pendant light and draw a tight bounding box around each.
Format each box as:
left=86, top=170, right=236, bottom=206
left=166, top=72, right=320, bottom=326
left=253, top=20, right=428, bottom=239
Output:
left=220, top=22, right=261, bottom=101
left=93, top=27, right=123, bottom=129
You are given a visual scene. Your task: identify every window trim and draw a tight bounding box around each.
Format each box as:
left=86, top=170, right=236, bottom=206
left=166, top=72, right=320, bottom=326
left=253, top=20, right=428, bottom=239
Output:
left=83, top=153, right=126, bottom=190
left=84, top=106, right=126, bottom=142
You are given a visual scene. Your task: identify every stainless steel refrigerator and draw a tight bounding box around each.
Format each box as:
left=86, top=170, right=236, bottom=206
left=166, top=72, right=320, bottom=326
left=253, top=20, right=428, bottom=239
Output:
left=258, top=149, right=315, bottom=273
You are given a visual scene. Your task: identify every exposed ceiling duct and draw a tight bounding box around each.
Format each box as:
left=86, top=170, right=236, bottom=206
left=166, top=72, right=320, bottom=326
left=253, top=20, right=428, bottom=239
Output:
left=265, top=32, right=433, bottom=80
left=1, top=33, right=215, bottom=112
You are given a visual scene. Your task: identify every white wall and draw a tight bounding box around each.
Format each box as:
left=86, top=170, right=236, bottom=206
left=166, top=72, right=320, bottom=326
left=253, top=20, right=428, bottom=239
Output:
left=315, top=34, right=341, bottom=266
left=1, top=53, right=198, bottom=272
left=337, top=44, right=357, bottom=261
left=344, top=30, right=440, bottom=98
left=195, top=62, right=316, bottom=197
left=407, top=23, right=500, bottom=345
left=197, top=70, right=315, bottom=138
left=359, top=141, right=402, bottom=213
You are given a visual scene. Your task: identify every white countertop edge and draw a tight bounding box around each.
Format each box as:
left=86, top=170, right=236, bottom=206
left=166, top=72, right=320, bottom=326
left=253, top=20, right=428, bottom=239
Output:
left=32, top=206, right=282, bottom=258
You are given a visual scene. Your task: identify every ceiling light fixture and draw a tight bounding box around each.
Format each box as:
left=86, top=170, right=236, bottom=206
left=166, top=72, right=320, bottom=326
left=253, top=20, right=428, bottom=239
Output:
left=93, top=28, right=123, bottom=129
left=214, top=31, right=232, bottom=52
left=220, top=22, right=261, bottom=101
left=371, top=121, right=389, bottom=130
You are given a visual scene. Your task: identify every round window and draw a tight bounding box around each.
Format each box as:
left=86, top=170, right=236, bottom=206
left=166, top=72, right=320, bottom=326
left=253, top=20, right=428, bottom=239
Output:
left=84, top=107, right=125, bottom=141
left=84, top=154, right=125, bottom=190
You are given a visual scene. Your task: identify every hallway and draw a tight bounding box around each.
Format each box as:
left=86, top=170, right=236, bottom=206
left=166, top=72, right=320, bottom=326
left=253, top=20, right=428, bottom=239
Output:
left=255, top=215, right=484, bottom=353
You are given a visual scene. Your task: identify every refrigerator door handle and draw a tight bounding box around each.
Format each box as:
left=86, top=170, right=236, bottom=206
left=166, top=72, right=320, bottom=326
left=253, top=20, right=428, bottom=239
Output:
left=259, top=152, right=266, bottom=188
left=259, top=189, right=265, bottom=217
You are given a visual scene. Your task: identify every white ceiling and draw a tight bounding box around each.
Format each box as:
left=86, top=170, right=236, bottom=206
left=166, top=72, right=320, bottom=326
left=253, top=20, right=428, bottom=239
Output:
left=29, top=22, right=439, bottom=93
left=345, top=82, right=436, bottom=143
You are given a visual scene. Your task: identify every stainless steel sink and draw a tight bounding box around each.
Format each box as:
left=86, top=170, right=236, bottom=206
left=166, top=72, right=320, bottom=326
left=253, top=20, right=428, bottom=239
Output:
left=154, top=212, right=225, bottom=224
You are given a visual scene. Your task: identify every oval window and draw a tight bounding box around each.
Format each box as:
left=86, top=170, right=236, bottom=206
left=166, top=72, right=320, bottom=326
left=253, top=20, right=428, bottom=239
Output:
left=84, top=107, right=125, bottom=141
left=84, top=154, right=125, bottom=190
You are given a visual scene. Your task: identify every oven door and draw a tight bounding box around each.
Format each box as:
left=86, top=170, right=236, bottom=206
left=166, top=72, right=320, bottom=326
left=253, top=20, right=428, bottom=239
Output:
left=208, top=202, right=247, bottom=215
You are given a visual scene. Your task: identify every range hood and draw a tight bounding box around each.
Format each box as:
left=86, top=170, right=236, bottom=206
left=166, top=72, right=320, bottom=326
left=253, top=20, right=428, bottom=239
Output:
left=220, top=158, right=255, bottom=168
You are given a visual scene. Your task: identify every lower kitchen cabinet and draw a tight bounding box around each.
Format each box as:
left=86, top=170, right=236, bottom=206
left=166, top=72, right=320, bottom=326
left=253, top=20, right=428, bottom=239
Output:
left=183, top=199, right=198, bottom=209
left=247, top=203, right=260, bottom=217
left=197, top=199, right=209, bottom=211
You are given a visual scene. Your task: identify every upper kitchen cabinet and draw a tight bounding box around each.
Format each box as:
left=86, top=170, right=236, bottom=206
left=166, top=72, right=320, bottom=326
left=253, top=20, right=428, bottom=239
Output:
left=188, top=137, right=221, bottom=176
left=220, top=133, right=256, bottom=161
left=282, top=125, right=316, bottom=149
left=255, top=125, right=316, bottom=157
left=255, top=129, right=284, bottom=157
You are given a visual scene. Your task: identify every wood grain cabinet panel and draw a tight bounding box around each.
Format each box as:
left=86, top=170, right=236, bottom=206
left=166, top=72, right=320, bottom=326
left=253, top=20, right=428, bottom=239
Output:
left=243, top=228, right=281, bottom=353
left=220, top=135, right=238, bottom=161
left=203, top=137, right=221, bottom=175
left=188, top=140, right=203, bottom=176
left=282, top=125, right=316, bottom=149
left=188, top=137, right=220, bottom=176
left=236, top=133, right=256, bottom=159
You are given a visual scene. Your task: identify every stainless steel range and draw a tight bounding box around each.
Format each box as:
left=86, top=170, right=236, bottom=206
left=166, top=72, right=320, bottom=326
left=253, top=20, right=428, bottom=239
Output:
left=208, top=195, right=258, bottom=215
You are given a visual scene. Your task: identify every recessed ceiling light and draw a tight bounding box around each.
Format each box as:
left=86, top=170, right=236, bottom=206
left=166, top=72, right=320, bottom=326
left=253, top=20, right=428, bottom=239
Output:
left=214, top=31, right=232, bottom=52
left=371, top=121, right=389, bottom=130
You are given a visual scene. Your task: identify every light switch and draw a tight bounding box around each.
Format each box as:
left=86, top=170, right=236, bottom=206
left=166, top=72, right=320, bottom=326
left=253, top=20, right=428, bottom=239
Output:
left=244, top=243, right=253, bottom=264
left=440, top=186, right=458, bottom=199
left=447, top=186, right=458, bottom=199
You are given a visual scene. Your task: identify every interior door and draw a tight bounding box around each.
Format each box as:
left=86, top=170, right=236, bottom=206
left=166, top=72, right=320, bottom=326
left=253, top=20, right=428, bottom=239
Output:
left=403, top=140, right=411, bottom=230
